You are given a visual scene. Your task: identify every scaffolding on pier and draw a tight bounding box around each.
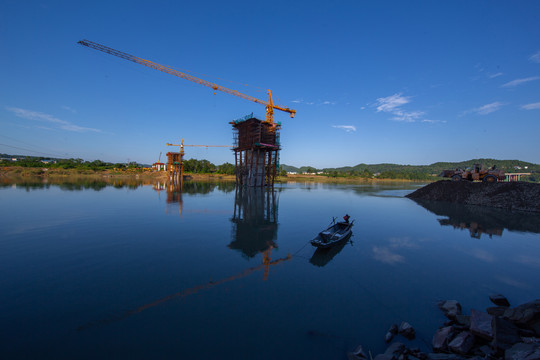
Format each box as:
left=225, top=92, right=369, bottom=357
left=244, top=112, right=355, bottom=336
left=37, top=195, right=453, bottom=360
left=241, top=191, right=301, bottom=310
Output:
left=231, top=115, right=281, bottom=187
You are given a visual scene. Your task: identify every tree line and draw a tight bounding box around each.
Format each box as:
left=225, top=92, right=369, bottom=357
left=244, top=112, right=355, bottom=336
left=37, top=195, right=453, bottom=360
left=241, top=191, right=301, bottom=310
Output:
left=1, top=155, right=236, bottom=175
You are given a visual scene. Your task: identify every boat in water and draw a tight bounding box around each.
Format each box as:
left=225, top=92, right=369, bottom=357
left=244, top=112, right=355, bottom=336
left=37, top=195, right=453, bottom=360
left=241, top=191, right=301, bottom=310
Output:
left=310, top=217, right=354, bottom=249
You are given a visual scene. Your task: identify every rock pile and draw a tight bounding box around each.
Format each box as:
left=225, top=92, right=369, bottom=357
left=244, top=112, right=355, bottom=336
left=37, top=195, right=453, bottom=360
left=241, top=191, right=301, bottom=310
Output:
left=405, top=181, right=540, bottom=213
left=348, top=296, right=540, bottom=360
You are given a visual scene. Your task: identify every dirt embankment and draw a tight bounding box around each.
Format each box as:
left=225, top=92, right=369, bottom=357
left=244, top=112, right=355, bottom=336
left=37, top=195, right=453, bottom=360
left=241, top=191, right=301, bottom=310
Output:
left=406, top=180, right=540, bottom=212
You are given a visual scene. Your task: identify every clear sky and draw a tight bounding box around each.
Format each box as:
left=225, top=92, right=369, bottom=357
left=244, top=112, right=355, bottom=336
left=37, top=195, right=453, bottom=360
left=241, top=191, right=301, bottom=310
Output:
left=1, top=0, right=539, bottom=168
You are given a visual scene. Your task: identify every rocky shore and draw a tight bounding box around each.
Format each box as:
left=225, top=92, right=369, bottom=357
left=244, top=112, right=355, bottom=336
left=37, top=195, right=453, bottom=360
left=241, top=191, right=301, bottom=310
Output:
left=349, top=296, right=540, bottom=360
left=406, top=181, right=540, bottom=213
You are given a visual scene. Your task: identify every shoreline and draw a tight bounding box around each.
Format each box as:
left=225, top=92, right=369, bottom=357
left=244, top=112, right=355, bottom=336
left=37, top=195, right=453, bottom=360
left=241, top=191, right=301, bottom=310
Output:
left=0, top=167, right=432, bottom=184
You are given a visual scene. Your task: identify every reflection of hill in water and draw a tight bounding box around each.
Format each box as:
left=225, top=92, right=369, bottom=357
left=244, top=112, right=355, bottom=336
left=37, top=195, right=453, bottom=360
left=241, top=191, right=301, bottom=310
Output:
left=181, top=181, right=235, bottom=195
left=0, top=176, right=145, bottom=191
left=229, top=188, right=278, bottom=259
left=411, top=199, right=540, bottom=238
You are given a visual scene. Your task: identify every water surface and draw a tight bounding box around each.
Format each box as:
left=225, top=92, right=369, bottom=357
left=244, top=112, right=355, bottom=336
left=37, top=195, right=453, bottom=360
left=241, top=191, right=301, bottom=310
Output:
left=1, top=179, right=539, bottom=359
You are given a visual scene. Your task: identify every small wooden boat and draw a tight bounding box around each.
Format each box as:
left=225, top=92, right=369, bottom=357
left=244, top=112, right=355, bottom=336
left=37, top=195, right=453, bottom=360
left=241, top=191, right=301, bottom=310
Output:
left=311, top=219, right=354, bottom=249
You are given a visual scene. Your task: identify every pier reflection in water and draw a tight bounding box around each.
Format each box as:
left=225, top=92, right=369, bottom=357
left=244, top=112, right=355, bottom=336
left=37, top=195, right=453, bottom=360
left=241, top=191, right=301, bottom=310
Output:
left=411, top=199, right=540, bottom=238
left=230, top=187, right=286, bottom=280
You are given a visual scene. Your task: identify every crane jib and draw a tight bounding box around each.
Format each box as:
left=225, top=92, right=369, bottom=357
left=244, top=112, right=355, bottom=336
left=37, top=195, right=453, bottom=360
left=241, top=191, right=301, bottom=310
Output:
left=77, top=39, right=296, bottom=121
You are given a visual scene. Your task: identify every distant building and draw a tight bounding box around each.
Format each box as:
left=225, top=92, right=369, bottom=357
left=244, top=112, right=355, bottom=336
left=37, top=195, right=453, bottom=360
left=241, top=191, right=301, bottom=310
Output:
left=40, top=159, right=56, bottom=164
left=152, top=162, right=166, bottom=171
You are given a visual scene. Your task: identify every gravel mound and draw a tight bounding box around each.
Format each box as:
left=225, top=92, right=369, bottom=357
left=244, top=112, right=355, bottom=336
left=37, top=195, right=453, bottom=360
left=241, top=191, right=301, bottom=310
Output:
left=406, top=180, right=540, bottom=212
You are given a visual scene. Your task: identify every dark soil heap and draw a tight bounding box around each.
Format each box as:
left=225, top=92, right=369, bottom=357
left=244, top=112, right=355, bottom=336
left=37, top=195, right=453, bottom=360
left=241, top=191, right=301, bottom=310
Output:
left=406, top=180, right=540, bottom=213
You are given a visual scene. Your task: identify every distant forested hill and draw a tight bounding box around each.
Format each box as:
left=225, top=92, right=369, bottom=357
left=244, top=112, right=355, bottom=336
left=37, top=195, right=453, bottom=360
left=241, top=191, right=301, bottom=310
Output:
left=281, top=159, right=539, bottom=174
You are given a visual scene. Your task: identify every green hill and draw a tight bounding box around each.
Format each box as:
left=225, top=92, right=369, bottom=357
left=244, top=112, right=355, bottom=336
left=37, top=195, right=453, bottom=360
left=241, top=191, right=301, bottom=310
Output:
left=282, top=159, right=539, bottom=175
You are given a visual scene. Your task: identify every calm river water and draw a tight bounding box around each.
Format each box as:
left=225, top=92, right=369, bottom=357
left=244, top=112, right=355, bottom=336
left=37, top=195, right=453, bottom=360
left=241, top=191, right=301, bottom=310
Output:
left=1, top=179, right=540, bottom=359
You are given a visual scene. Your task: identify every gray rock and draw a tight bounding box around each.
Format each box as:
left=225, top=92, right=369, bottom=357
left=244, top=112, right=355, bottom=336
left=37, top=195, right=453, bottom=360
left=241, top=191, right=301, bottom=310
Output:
left=487, top=306, right=508, bottom=317
left=522, top=337, right=540, bottom=345
left=505, top=342, right=540, bottom=360
left=374, top=342, right=405, bottom=360
left=532, top=320, right=540, bottom=337
left=389, top=323, right=399, bottom=334
left=427, top=353, right=466, bottom=360
left=455, top=315, right=471, bottom=327
left=448, top=331, right=475, bottom=355
left=439, top=300, right=462, bottom=319
left=503, top=299, right=540, bottom=327
left=432, top=326, right=455, bottom=352
left=373, top=354, right=393, bottom=360
left=386, top=342, right=406, bottom=356
left=470, top=309, right=494, bottom=340
left=489, top=294, right=511, bottom=307
left=385, top=331, right=395, bottom=343
left=491, top=316, right=521, bottom=352
left=348, top=344, right=368, bottom=360
left=399, top=322, right=416, bottom=339
left=477, top=345, right=493, bottom=357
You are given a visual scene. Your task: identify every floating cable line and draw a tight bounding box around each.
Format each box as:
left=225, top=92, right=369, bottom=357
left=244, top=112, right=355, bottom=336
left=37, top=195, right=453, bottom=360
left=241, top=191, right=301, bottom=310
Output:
left=0, top=134, right=64, bottom=155
left=0, top=143, right=69, bottom=158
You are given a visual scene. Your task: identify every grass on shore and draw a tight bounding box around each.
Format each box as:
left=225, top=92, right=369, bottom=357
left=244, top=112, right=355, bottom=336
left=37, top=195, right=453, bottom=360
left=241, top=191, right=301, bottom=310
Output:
left=1, top=167, right=431, bottom=184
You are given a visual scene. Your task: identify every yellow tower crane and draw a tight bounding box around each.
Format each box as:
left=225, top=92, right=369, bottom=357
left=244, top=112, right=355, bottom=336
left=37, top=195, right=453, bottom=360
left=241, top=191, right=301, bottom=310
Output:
left=77, top=39, right=297, bottom=126
left=166, top=139, right=232, bottom=158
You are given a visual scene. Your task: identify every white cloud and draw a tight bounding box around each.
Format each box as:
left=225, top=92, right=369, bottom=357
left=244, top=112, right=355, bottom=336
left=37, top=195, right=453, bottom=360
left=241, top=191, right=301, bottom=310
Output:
left=291, top=99, right=335, bottom=105
left=521, top=101, right=540, bottom=110
left=529, top=51, right=540, bottom=63
left=372, top=246, right=404, bottom=265
left=61, top=105, right=77, bottom=113
left=470, top=248, right=495, bottom=263
left=376, top=93, right=411, bottom=112
left=488, top=72, right=503, bottom=79
left=501, top=76, right=540, bottom=88
left=421, top=119, right=447, bottom=124
left=332, top=125, right=356, bottom=132
left=391, top=110, right=425, bottom=122
left=6, top=107, right=101, bottom=133
left=375, top=93, right=439, bottom=124
left=464, top=102, right=505, bottom=115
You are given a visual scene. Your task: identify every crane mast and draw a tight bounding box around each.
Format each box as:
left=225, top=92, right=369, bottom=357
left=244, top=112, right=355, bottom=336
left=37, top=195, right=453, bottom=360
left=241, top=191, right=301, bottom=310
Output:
left=77, top=39, right=296, bottom=125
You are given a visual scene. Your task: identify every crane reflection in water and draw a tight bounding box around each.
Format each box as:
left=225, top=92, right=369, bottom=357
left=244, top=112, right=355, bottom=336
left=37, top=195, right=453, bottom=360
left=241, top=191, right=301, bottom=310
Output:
left=78, top=182, right=289, bottom=331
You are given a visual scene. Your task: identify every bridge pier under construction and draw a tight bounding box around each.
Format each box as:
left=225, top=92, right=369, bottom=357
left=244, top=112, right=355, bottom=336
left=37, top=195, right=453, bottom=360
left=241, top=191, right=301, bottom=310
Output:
left=231, top=115, right=280, bottom=187
left=166, top=151, right=183, bottom=182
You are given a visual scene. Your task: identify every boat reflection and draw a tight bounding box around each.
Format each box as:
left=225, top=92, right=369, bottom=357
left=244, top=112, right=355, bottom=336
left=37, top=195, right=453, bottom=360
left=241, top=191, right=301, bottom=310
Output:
left=411, top=199, right=540, bottom=238
left=309, top=233, right=352, bottom=267
left=229, top=187, right=280, bottom=280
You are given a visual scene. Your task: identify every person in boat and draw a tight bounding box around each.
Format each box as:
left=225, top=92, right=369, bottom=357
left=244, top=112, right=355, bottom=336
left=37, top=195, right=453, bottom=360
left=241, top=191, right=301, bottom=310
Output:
left=343, top=214, right=350, bottom=223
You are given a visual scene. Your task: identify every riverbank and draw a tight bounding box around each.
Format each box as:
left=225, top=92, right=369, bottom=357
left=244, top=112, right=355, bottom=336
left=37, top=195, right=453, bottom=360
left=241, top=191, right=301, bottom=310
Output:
left=1, top=167, right=430, bottom=184
left=406, top=180, right=540, bottom=212
left=279, top=174, right=432, bottom=184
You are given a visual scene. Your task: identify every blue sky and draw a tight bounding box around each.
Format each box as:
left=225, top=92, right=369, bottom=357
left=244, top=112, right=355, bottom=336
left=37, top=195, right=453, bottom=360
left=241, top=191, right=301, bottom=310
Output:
left=1, top=0, right=539, bottom=168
